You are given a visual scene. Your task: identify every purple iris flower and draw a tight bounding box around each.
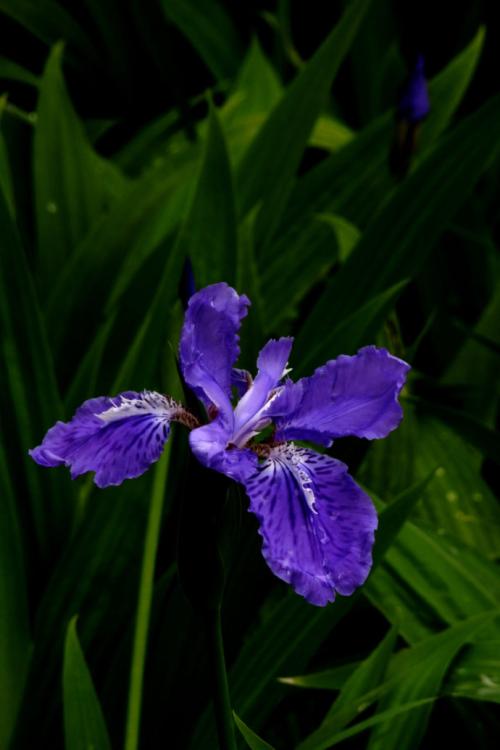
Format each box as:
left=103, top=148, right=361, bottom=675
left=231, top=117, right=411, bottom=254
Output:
left=397, top=54, right=430, bottom=124
left=30, top=283, right=410, bottom=606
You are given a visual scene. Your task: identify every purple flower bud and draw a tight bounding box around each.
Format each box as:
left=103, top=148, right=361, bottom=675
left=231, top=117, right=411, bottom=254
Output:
left=397, top=54, right=430, bottom=123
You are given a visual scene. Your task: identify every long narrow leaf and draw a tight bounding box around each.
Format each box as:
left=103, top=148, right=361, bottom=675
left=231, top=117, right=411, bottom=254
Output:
left=237, top=0, right=372, bottom=246
left=63, top=617, right=112, bottom=750
left=34, top=43, right=128, bottom=288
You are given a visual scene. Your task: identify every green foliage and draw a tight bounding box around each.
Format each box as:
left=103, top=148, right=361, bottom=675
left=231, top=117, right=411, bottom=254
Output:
left=237, top=0, right=372, bottom=247
left=34, top=42, right=127, bottom=288
left=0, top=3, right=498, bottom=749
left=63, top=617, right=112, bottom=750
left=234, top=712, right=275, bottom=750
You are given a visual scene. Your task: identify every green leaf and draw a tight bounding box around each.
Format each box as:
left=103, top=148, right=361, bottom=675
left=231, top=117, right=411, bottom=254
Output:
left=234, top=712, right=275, bottom=750
left=0, top=54, right=39, bottom=86
left=113, top=104, right=236, bottom=392
left=64, top=313, right=117, bottom=412
left=236, top=0, right=372, bottom=246
left=124, top=447, right=172, bottom=750
left=34, top=43, right=128, bottom=288
left=317, top=214, right=361, bottom=263
left=298, top=611, right=498, bottom=750
left=296, top=628, right=398, bottom=750
left=419, top=26, right=485, bottom=151
left=324, top=627, right=398, bottom=722
left=362, top=405, right=500, bottom=560
left=310, top=116, right=354, bottom=153
left=410, top=396, right=500, bottom=466
left=0, top=126, right=15, bottom=216
left=45, top=157, right=194, bottom=357
left=0, top=185, right=70, bottom=555
left=160, top=0, right=243, bottom=80
left=114, top=106, right=194, bottom=175
left=279, top=662, right=360, bottom=691
left=187, top=103, right=237, bottom=287
left=444, top=639, right=500, bottom=703
left=365, top=611, right=499, bottom=750
left=444, top=282, right=500, bottom=424
left=21, top=475, right=160, bottom=745
left=294, top=281, right=407, bottom=377
left=110, top=262, right=182, bottom=394
left=301, top=699, right=435, bottom=749
left=224, top=38, right=282, bottom=121
left=366, top=514, right=500, bottom=644
left=411, top=413, right=500, bottom=559
left=296, top=94, right=500, bottom=370
left=0, top=442, right=32, bottom=749
left=63, top=616, right=112, bottom=750
left=236, top=210, right=265, bottom=367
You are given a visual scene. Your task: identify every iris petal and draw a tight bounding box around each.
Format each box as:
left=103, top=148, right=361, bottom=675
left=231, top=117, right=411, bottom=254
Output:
left=231, top=368, right=253, bottom=399
left=241, top=444, right=377, bottom=606
left=179, top=282, right=250, bottom=427
left=29, top=391, right=178, bottom=487
left=270, top=346, right=410, bottom=446
left=232, top=337, right=293, bottom=446
left=189, top=420, right=257, bottom=483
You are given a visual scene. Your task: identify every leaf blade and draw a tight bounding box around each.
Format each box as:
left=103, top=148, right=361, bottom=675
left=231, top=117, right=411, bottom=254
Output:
left=63, top=617, right=112, bottom=750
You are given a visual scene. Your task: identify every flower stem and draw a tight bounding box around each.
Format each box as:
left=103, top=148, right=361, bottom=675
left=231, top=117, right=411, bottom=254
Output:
left=124, top=448, right=170, bottom=750
left=206, top=607, right=237, bottom=750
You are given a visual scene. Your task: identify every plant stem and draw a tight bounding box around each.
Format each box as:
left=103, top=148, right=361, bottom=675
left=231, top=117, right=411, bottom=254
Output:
left=207, top=607, right=237, bottom=750
left=124, top=449, right=170, bottom=750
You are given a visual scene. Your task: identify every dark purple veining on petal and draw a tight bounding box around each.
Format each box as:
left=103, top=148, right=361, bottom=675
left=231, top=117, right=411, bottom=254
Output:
left=242, top=444, right=377, bottom=606
left=29, top=391, right=180, bottom=488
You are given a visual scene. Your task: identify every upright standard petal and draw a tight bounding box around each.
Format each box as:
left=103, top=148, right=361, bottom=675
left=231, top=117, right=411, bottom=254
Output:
left=242, top=445, right=377, bottom=606
left=29, top=391, right=180, bottom=487
left=271, top=346, right=410, bottom=446
left=232, top=337, right=293, bottom=447
left=179, top=282, right=250, bottom=425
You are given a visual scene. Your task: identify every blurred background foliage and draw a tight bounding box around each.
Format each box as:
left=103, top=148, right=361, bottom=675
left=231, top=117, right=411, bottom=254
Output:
left=1, top=0, right=500, bottom=748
